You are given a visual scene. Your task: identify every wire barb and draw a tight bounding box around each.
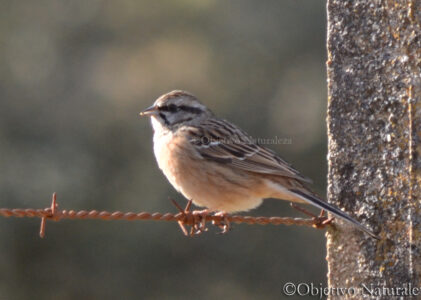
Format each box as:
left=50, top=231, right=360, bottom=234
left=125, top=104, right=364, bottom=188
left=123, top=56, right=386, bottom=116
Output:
left=0, top=193, right=333, bottom=238
left=39, top=192, right=58, bottom=238
left=290, top=203, right=335, bottom=229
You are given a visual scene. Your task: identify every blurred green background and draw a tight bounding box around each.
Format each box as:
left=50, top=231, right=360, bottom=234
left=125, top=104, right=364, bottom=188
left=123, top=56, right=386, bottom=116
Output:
left=0, top=0, right=328, bottom=299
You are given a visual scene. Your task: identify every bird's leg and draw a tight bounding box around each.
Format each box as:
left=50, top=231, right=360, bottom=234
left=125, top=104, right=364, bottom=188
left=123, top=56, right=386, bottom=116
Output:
left=212, top=211, right=231, bottom=234
left=290, top=203, right=335, bottom=229
left=170, top=198, right=210, bottom=236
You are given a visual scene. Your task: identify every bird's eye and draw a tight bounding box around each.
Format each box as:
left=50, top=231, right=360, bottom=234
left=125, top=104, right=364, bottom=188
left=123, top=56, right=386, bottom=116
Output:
left=168, top=104, right=178, bottom=112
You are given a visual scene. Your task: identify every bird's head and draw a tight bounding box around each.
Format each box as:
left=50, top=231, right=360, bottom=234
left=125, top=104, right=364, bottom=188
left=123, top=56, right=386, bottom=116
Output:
left=140, top=90, right=213, bottom=131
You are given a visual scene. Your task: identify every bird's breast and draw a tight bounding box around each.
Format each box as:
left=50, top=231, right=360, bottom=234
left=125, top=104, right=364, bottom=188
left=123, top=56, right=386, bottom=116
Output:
left=152, top=130, right=268, bottom=212
left=153, top=131, right=196, bottom=192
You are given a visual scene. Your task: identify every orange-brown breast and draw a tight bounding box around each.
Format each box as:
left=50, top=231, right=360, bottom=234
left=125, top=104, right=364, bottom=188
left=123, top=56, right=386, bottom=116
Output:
left=153, top=131, right=271, bottom=212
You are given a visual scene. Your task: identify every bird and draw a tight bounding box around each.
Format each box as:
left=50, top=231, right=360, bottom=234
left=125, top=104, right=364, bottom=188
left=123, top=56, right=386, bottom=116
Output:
left=140, top=90, right=378, bottom=239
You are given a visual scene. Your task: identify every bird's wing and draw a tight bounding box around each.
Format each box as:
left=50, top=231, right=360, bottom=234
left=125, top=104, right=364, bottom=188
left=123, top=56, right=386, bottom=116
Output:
left=182, top=119, right=380, bottom=240
left=183, top=118, right=312, bottom=183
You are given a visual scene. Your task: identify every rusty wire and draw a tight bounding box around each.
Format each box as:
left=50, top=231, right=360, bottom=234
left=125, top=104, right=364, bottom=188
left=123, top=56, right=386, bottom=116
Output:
left=0, top=193, right=332, bottom=238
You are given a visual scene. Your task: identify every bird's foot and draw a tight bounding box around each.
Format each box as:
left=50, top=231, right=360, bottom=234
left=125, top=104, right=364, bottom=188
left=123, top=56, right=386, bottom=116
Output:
left=170, top=198, right=209, bottom=236
left=170, top=199, right=232, bottom=235
left=191, top=209, right=209, bottom=235
left=212, top=211, right=231, bottom=234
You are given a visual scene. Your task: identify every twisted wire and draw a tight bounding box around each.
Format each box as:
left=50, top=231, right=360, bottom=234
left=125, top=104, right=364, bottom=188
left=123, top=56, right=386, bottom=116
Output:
left=0, top=193, right=325, bottom=237
left=0, top=207, right=315, bottom=226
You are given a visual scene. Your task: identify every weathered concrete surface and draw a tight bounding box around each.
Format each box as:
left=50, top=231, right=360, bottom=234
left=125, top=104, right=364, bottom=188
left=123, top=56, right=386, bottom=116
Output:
left=326, top=1, right=420, bottom=299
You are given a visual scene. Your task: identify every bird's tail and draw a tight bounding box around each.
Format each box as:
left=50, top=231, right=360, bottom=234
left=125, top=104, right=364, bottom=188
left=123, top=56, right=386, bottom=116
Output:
left=289, top=189, right=379, bottom=240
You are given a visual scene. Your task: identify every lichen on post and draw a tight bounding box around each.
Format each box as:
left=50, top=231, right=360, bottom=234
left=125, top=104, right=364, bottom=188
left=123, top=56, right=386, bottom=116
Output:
left=326, top=1, right=420, bottom=298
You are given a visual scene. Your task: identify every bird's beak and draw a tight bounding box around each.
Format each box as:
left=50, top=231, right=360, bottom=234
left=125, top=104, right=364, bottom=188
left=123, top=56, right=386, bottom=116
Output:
left=140, top=105, right=158, bottom=117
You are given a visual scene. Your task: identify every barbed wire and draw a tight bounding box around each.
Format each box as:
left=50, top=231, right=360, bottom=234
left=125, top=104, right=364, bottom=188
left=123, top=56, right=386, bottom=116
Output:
left=0, top=193, right=333, bottom=238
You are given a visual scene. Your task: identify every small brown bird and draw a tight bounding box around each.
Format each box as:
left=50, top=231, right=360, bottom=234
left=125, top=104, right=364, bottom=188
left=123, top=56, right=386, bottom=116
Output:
left=140, top=90, right=378, bottom=239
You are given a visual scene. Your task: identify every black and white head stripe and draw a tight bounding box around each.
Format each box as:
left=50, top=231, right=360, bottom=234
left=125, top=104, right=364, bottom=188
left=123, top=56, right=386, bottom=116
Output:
left=148, top=90, right=214, bottom=128
left=158, top=104, right=203, bottom=114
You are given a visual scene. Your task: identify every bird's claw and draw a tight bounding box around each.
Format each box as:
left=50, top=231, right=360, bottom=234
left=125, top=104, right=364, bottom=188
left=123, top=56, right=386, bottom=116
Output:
left=170, top=199, right=232, bottom=236
left=191, top=209, right=209, bottom=235
left=170, top=198, right=209, bottom=236
left=212, top=211, right=231, bottom=234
